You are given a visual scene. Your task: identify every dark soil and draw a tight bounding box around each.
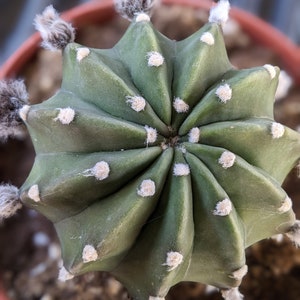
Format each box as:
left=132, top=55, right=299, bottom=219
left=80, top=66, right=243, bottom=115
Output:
left=0, top=4, right=300, bottom=300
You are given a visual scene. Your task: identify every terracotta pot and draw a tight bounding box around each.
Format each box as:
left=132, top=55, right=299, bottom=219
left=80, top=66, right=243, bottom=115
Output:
left=1, top=0, right=299, bottom=84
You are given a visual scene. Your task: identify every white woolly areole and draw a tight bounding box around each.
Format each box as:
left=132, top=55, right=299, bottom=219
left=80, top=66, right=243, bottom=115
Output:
left=162, top=251, right=183, bottom=271
left=285, top=220, right=300, bottom=247
left=221, top=287, right=244, bottom=300
left=54, top=107, right=75, bottom=125
left=200, top=32, right=215, bottom=45
left=188, top=127, right=200, bottom=143
left=136, top=13, right=150, bottom=22
left=263, top=64, right=276, bottom=79
left=218, top=151, right=236, bottom=169
left=213, top=198, right=232, bottom=216
left=173, top=163, right=190, bottom=176
left=271, top=122, right=285, bottom=138
left=149, top=297, right=165, bottom=300
left=28, top=185, right=41, bottom=202
left=137, top=179, right=156, bottom=197
left=216, top=84, right=232, bottom=103
left=278, top=196, right=292, bottom=213
left=82, top=244, right=98, bottom=263
left=222, top=19, right=240, bottom=37
left=126, top=95, right=146, bottom=112
left=173, top=97, right=189, bottom=113
left=58, top=266, right=74, bottom=282
left=231, top=265, right=248, bottom=280
left=147, top=51, right=164, bottom=67
left=0, top=184, right=22, bottom=220
left=145, top=125, right=157, bottom=144
left=90, top=161, right=110, bottom=180
left=19, top=105, right=31, bottom=121
left=275, top=70, right=293, bottom=101
left=76, top=47, right=90, bottom=61
left=209, top=0, right=230, bottom=25
left=34, top=5, right=75, bottom=51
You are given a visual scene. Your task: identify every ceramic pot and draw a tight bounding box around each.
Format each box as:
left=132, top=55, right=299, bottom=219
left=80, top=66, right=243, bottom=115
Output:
left=1, top=0, right=299, bottom=83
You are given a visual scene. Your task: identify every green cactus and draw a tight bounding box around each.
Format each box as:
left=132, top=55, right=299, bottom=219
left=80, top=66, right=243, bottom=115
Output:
left=1, top=1, right=300, bottom=299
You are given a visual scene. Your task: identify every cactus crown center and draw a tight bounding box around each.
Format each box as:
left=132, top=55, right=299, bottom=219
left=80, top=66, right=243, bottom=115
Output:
left=162, top=135, right=180, bottom=149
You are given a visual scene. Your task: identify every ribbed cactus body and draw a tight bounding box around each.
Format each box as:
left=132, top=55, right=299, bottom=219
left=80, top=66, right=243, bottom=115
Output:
left=20, top=15, right=300, bottom=299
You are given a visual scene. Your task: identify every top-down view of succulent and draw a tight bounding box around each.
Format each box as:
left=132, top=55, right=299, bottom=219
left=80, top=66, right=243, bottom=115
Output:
left=1, top=0, right=300, bottom=299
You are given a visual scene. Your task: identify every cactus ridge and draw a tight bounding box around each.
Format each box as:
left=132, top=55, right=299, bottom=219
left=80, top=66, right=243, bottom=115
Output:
left=19, top=13, right=300, bottom=300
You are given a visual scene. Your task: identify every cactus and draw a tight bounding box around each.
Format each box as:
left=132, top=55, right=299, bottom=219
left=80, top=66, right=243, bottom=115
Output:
left=1, top=1, right=300, bottom=299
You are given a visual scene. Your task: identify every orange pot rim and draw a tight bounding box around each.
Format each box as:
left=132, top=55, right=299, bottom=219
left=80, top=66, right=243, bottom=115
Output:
left=0, top=0, right=299, bottom=83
